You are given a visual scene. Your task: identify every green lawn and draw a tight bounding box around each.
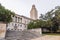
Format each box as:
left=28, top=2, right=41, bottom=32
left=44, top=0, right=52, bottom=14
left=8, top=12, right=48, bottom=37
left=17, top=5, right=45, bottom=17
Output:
left=43, top=33, right=60, bottom=36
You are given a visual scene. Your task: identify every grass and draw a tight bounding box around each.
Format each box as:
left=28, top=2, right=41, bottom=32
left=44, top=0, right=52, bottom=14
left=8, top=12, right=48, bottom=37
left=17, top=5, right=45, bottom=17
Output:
left=43, top=32, right=60, bottom=36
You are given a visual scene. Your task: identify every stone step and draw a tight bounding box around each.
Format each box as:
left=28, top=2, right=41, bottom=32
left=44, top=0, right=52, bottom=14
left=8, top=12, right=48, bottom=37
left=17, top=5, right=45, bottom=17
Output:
left=5, top=30, right=41, bottom=40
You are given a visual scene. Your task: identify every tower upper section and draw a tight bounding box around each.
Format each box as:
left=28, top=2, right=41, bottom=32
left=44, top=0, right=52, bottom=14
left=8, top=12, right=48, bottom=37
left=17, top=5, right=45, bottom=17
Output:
left=30, top=5, right=38, bottom=20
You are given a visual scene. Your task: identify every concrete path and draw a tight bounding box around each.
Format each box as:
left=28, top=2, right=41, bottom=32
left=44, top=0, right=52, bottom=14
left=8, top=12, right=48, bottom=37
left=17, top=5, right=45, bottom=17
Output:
left=31, top=35, right=60, bottom=40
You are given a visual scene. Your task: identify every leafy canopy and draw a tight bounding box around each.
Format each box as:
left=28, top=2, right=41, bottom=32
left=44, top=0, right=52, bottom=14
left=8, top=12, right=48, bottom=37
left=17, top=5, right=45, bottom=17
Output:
left=0, top=4, right=15, bottom=23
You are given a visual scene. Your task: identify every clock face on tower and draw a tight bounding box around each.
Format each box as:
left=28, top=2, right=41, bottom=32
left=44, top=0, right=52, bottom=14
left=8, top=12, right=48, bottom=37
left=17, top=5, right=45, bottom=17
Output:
left=30, top=4, right=38, bottom=20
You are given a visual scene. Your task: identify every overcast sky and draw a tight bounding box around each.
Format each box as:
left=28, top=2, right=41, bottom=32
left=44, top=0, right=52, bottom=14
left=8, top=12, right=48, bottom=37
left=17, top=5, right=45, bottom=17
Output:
left=0, top=0, right=60, bottom=18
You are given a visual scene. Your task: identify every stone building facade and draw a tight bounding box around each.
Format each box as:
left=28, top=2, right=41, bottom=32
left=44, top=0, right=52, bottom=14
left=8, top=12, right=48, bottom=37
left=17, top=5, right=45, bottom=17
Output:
left=7, top=14, right=33, bottom=31
left=7, top=5, right=38, bottom=31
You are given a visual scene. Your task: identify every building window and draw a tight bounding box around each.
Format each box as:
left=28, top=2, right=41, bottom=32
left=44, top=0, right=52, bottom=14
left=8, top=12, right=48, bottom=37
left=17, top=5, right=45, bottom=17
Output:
left=20, top=18, right=22, bottom=23
left=11, top=29, right=13, bottom=30
left=20, top=24, right=22, bottom=27
left=11, top=15, right=14, bottom=17
left=15, top=16, right=17, bottom=22
left=18, top=17, right=19, bottom=22
left=14, top=24, right=17, bottom=30
left=12, top=23, right=13, bottom=26
left=25, top=20, right=26, bottom=23
left=15, top=24, right=16, bottom=26
left=18, top=17, right=20, bottom=22
left=17, top=17, right=22, bottom=23
left=18, top=24, right=19, bottom=26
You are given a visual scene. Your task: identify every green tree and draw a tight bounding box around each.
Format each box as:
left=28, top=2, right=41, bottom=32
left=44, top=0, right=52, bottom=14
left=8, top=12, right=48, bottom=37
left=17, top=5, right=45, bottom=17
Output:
left=46, top=19, right=54, bottom=32
left=44, top=9, right=54, bottom=20
left=0, top=4, right=15, bottom=23
left=27, top=20, right=46, bottom=29
left=27, top=21, right=35, bottom=29
left=51, top=6, right=60, bottom=32
left=40, top=6, right=60, bottom=32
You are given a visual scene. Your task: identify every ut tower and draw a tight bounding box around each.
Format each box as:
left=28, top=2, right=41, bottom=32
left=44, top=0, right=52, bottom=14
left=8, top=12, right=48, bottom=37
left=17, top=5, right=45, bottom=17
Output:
left=30, top=4, right=38, bottom=20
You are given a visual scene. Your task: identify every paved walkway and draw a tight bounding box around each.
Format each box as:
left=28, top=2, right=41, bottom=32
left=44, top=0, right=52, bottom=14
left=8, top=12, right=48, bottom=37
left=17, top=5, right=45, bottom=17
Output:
left=31, top=35, right=60, bottom=40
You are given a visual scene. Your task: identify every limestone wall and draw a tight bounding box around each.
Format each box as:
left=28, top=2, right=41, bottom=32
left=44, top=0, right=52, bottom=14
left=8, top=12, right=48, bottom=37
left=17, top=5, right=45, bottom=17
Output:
left=28, top=28, right=42, bottom=35
left=0, top=22, right=6, bottom=39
